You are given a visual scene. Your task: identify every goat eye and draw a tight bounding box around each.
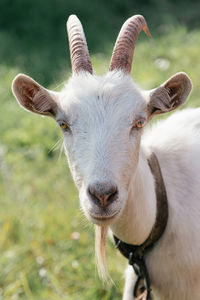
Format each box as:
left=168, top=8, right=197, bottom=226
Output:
left=59, top=121, right=69, bottom=131
left=135, top=119, right=145, bottom=128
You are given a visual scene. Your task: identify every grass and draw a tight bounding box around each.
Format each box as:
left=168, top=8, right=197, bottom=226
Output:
left=0, top=1, right=200, bottom=299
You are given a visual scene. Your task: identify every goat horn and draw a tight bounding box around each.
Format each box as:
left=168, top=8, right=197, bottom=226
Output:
left=67, top=15, right=93, bottom=74
left=109, top=15, right=151, bottom=73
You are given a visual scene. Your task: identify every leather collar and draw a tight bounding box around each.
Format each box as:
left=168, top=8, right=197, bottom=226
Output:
left=114, top=152, right=168, bottom=300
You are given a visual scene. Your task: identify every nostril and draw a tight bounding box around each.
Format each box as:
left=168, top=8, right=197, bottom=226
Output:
left=107, top=189, right=118, bottom=205
left=88, top=186, right=101, bottom=206
left=87, top=183, right=118, bottom=208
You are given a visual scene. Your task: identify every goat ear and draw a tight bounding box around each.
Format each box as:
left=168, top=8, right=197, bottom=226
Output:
left=12, top=74, right=58, bottom=117
left=147, top=72, right=192, bottom=117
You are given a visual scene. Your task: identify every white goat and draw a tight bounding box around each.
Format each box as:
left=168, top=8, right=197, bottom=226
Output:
left=12, top=15, right=200, bottom=300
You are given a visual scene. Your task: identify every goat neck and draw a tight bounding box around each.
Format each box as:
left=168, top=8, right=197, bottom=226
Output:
left=111, top=149, right=157, bottom=245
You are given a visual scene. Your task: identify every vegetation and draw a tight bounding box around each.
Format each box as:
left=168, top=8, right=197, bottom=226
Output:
left=0, top=0, right=200, bottom=299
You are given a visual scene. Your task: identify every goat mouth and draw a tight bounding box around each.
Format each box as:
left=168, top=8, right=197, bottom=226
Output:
left=89, top=211, right=119, bottom=222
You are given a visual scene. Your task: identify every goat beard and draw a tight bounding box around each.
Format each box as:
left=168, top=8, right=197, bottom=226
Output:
left=95, top=224, right=111, bottom=282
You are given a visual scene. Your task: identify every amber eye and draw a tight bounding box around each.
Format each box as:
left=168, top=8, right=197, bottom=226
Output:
left=135, top=119, right=145, bottom=128
left=59, top=121, right=69, bottom=131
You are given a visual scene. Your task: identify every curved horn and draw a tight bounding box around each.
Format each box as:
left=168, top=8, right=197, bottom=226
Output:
left=109, top=15, right=151, bottom=73
left=67, top=15, right=93, bottom=74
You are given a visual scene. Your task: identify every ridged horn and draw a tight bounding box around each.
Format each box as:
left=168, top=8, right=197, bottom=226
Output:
left=67, top=15, right=93, bottom=74
left=109, top=15, right=151, bottom=73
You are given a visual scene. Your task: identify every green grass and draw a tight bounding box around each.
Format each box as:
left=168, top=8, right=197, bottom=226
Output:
left=0, top=1, right=200, bottom=299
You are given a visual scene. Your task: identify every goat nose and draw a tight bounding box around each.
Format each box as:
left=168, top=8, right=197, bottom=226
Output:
left=88, top=183, right=118, bottom=208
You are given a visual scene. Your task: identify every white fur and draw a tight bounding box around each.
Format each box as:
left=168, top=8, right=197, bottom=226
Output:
left=13, top=69, right=200, bottom=299
left=122, top=265, right=138, bottom=300
left=57, top=71, right=200, bottom=300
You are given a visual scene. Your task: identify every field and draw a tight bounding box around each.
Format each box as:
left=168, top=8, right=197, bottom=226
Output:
left=0, top=0, right=200, bottom=299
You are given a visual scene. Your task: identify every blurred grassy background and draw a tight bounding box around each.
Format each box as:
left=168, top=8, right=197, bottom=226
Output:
left=0, top=0, right=200, bottom=299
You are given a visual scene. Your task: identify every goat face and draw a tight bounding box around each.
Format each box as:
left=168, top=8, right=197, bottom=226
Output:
left=57, top=72, right=147, bottom=225
left=12, top=15, right=192, bottom=226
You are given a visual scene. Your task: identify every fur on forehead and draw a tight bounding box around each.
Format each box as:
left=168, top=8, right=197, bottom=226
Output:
left=58, top=70, right=146, bottom=119
left=61, top=71, right=143, bottom=104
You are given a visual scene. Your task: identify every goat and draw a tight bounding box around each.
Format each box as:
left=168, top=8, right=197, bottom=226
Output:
left=12, top=15, right=200, bottom=300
